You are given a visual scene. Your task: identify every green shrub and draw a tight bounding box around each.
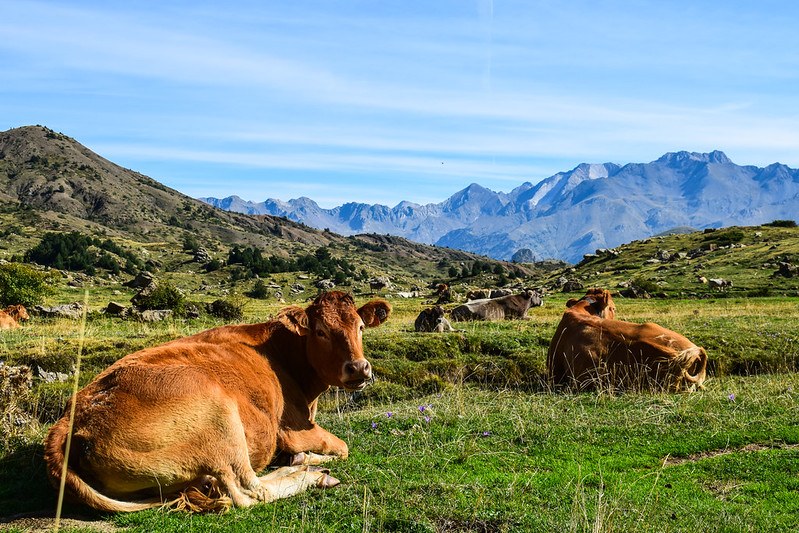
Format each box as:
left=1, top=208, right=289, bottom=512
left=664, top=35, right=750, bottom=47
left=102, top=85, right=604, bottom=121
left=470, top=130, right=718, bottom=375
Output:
left=135, top=283, right=185, bottom=314
left=0, top=262, right=57, bottom=307
left=764, top=219, right=797, bottom=228
left=246, top=279, right=270, bottom=299
left=206, top=299, right=244, bottom=321
left=705, top=228, right=745, bottom=246
left=630, top=276, right=661, bottom=295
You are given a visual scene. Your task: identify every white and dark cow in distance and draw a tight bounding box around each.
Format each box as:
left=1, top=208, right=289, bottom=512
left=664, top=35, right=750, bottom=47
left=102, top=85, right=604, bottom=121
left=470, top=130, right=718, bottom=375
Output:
left=451, top=290, right=543, bottom=321
left=44, top=291, right=391, bottom=513
left=547, top=288, right=707, bottom=392
left=414, top=305, right=458, bottom=332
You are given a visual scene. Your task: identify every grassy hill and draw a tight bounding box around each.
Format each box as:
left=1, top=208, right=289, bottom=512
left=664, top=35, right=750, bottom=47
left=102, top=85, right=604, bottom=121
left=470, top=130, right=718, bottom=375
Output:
left=0, top=125, right=540, bottom=297
left=540, top=224, right=799, bottom=298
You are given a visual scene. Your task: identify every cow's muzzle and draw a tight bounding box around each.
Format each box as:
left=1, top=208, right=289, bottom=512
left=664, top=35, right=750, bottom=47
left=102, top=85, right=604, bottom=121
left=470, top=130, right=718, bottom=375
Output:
left=343, top=359, right=372, bottom=391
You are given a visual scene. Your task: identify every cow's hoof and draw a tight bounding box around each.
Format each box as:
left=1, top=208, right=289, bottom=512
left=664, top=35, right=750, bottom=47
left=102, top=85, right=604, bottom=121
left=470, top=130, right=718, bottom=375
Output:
left=289, top=452, right=307, bottom=466
left=317, top=473, right=340, bottom=489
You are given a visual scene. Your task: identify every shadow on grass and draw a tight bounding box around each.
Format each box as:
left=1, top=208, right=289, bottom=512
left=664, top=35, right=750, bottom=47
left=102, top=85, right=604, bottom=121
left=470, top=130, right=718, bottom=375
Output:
left=0, top=441, right=103, bottom=525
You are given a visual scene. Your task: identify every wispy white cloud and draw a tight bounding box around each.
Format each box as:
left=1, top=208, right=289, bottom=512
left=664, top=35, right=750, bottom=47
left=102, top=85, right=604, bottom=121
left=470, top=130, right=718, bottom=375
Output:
left=2, top=0, right=798, bottom=207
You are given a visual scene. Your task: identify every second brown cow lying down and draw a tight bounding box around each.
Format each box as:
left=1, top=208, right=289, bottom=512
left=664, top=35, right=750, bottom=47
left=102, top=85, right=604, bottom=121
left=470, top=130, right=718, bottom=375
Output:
left=0, top=304, right=29, bottom=330
left=547, top=289, right=707, bottom=392
left=44, top=291, right=391, bottom=513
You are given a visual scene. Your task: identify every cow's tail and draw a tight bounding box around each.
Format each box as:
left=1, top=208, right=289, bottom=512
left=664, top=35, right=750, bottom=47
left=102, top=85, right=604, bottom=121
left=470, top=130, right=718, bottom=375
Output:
left=674, top=346, right=708, bottom=390
left=44, top=417, right=233, bottom=513
left=44, top=417, right=163, bottom=512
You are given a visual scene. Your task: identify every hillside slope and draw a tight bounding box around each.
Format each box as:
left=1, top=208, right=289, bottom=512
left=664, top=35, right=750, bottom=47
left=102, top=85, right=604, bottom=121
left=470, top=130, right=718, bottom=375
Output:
left=0, top=126, right=515, bottom=284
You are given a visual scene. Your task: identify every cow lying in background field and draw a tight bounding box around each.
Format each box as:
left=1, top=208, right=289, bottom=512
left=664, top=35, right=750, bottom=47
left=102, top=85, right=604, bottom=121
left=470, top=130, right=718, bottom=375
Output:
left=414, top=306, right=458, bottom=332
left=547, top=288, right=707, bottom=392
left=44, top=291, right=391, bottom=513
left=0, top=305, right=29, bottom=330
left=451, top=290, right=543, bottom=321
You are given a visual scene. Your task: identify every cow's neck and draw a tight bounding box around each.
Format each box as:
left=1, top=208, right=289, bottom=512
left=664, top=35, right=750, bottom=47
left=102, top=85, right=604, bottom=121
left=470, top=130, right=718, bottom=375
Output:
left=261, top=326, right=329, bottom=403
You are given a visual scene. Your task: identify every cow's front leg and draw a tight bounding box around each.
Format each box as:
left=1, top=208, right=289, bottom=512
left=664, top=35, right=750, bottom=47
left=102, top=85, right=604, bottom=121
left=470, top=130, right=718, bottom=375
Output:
left=278, top=424, right=349, bottom=460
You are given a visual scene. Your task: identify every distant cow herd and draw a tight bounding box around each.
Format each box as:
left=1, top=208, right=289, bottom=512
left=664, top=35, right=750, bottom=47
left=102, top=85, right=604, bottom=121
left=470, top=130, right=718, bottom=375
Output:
left=19, top=283, right=706, bottom=513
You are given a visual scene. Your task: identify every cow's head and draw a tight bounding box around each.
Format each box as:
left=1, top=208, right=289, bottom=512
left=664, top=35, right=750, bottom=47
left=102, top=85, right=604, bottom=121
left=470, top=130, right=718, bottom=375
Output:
left=524, top=289, right=544, bottom=307
left=5, top=305, right=29, bottom=322
left=279, top=291, right=391, bottom=391
left=566, top=288, right=616, bottom=319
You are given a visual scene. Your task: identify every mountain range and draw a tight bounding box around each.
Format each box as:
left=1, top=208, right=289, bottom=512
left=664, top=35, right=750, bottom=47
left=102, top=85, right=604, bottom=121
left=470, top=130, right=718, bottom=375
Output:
left=200, top=150, right=799, bottom=263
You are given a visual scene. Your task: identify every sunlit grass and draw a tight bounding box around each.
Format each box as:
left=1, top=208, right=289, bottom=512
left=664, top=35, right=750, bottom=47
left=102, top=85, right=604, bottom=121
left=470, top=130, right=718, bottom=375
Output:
left=2, top=293, right=798, bottom=531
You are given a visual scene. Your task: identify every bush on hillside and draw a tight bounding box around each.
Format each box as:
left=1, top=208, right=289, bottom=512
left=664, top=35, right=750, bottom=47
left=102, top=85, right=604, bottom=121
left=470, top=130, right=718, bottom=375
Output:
left=206, top=299, right=244, bottom=321
left=135, top=283, right=185, bottom=314
left=764, top=219, right=797, bottom=228
left=704, top=228, right=745, bottom=247
left=0, top=263, right=57, bottom=307
left=246, top=280, right=270, bottom=299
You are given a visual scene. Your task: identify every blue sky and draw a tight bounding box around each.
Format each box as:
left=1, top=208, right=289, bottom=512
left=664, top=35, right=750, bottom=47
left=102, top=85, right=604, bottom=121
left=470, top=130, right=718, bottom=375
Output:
left=2, top=1, right=798, bottom=208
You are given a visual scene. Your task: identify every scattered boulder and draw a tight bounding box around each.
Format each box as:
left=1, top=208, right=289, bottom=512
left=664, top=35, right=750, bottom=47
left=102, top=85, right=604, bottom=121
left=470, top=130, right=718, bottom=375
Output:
left=561, top=280, right=584, bottom=293
left=32, top=302, right=85, bottom=319
left=315, top=279, right=335, bottom=290
left=132, top=309, right=174, bottom=322
left=290, top=283, right=305, bottom=294
left=125, top=271, right=156, bottom=289
left=395, top=291, right=420, bottom=298
left=104, top=301, right=127, bottom=315
left=774, top=262, right=797, bottom=278
left=36, top=365, right=71, bottom=384
left=193, top=247, right=212, bottom=263
left=619, top=285, right=651, bottom=299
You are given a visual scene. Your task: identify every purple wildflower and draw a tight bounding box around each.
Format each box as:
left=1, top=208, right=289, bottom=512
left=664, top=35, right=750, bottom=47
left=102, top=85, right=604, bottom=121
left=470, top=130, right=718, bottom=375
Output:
left=371, top=421, right=378, bottom=429
left=424, top=416, right=431, bottom=423
left=481, top=431, right=491, bottom=437
left=386, top=412, right=393, bottom=418
left=418, top=405, right=426, bottom=413
left=728, top=393, right=736, bottom=402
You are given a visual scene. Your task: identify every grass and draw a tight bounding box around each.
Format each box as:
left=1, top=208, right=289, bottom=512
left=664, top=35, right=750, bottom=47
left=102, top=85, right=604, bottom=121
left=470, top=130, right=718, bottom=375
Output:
left=1, top=292, right=799, bottom=532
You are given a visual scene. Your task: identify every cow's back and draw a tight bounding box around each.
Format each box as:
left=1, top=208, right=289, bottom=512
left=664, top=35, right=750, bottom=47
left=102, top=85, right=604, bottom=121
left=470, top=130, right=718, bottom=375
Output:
left=451, top=299, right=504, bottom=321
left=548, top=310, right=706, bottom=391
left=70, top=323, right=288, bottom=474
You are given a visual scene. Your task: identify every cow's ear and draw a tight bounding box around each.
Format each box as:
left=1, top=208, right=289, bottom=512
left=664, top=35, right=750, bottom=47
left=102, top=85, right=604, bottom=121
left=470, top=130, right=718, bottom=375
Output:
left=565, top=298, right=580, bottom=308
left=358, top=300, right=392, bottom=328
left=277, top=306, right=310, bottom=336
left=596, top=290, right=612, bottom=309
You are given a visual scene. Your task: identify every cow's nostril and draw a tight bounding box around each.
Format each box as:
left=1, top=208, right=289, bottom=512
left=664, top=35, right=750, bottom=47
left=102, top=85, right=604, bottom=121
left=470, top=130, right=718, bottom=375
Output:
left=345, top=360, right=371, bottom=378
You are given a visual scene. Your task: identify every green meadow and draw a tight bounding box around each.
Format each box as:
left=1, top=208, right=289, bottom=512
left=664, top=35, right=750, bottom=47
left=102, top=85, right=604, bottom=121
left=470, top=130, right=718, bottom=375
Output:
left=1, top=292, right=798, bottom=532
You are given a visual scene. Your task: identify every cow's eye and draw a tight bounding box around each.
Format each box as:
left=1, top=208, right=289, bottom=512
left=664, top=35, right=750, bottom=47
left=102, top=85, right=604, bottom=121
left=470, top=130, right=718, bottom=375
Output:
left=316, top=329, right=327, bottom=338
left=359, top=324, right=365, bottom=333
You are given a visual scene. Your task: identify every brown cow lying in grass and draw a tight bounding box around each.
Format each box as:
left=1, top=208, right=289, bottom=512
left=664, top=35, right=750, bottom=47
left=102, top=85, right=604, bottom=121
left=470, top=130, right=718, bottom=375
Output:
left=547, top=288, right=707, bottom=392
left=0, top=304, right=29, bottom=330
left=44, top=291, right=391, bottom=512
